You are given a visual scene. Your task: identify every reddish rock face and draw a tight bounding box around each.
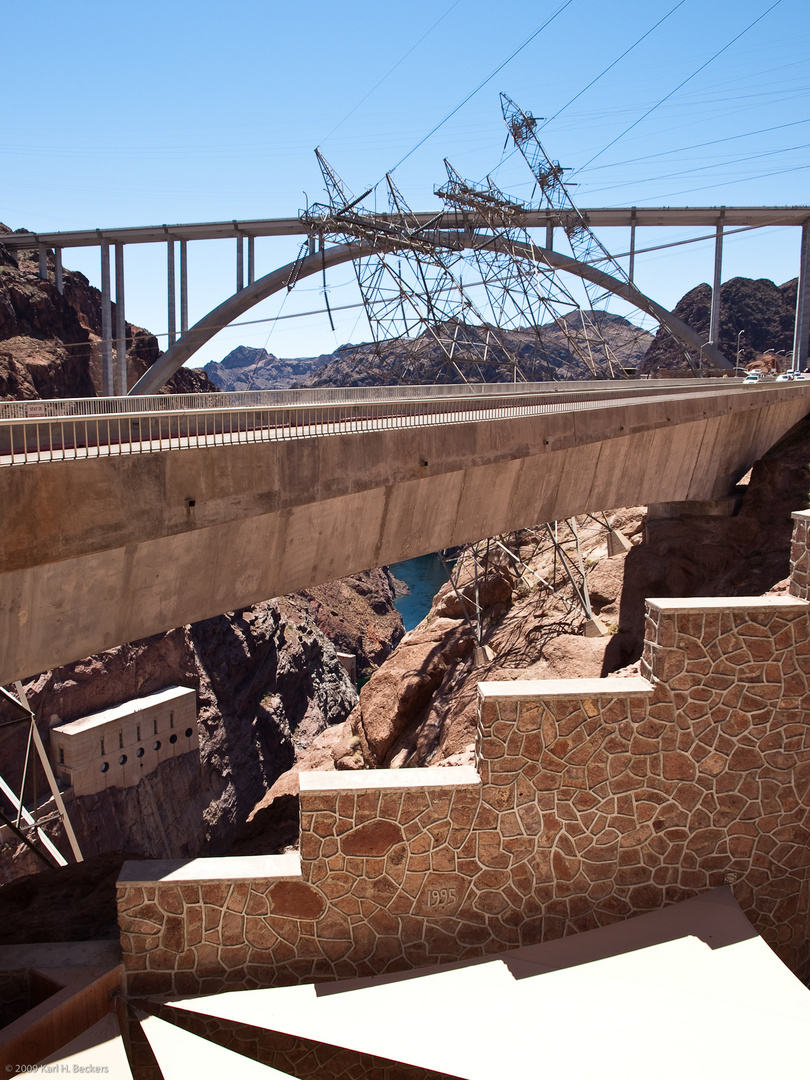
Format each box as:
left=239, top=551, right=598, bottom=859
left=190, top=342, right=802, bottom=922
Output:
left=0, top=230, right=218, bottom=399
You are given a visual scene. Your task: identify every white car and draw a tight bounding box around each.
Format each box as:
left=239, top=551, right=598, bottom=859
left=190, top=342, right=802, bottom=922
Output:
left=776, top=372, right=794, bottom=382
left=743, top=372, right=760, bottom=384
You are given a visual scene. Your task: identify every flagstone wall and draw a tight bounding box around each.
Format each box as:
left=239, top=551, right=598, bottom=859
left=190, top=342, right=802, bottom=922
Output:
left=117, top=512, right=810, bottom=996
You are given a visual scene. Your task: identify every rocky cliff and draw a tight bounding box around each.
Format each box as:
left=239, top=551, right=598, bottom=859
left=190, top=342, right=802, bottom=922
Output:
left=0, top=225, right=217, bottom=398
left=302, top=313, right=652, bottom=387
left=641, top=275, right=800, bottom=374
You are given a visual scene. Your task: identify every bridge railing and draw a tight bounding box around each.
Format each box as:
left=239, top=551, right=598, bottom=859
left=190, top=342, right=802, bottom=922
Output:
left=0, top=379, right=760, bottom=466
left=0, top=377, right=705, bottom=422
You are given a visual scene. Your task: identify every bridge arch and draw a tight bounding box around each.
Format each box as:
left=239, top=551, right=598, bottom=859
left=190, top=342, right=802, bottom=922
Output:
left=129, top=234, right=730, bottom=395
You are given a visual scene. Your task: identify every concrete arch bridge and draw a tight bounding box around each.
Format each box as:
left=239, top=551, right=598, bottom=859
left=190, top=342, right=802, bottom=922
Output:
left=129, top=233, right=726, bottom=394
left=2, top=205, right=808, bottom=395
left=1, top=378, right=808, bottom=685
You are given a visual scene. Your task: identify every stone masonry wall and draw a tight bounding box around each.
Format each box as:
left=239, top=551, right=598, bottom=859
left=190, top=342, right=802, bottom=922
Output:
left=790, top=509, right=810, bottom=599
left=117, top=513, right=810, bottom=995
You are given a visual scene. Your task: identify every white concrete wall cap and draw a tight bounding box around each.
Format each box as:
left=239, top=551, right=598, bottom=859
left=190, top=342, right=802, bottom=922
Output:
left=646, top=596, right=809, bottom=613
left=117, top=852, right=301, bottom=885
left=478, top=677, right=653, bottom=700
left=298, top=767, right=481, bottom=793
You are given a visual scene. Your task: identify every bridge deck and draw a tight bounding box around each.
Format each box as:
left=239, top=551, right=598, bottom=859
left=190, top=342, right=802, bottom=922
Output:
left=1, top=380, right=808, bottom=684
left=2, top=207, right=808, bottom=250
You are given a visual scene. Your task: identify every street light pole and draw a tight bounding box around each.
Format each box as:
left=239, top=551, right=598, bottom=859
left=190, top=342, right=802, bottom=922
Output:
left=736, top=330, right=745, bottom=375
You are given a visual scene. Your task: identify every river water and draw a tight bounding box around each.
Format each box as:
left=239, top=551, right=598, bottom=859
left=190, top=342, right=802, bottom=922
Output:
left=390, top=553, right=448, bottom=631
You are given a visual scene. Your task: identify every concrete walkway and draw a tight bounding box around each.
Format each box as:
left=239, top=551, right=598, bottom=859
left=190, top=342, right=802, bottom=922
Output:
left=38, top=889, right=809, bottom=1079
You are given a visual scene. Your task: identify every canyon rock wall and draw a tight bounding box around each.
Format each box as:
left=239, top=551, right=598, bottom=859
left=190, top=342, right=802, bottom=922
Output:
left=0, top=569, right=404, bottom=884
left=0, top=226, right=217, bottom=399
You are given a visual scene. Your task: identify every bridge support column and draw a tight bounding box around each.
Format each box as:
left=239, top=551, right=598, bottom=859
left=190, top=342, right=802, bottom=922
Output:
left=237, top=235, right=244, bottom=292
left=167, top=241, right=176, bottom=348
left=545, top=220, right=554, bottom=251
left=37, top=244, right=47, bottom=281
left=100, top=242, right=113, bottom=397
left=114, top=243, right=126, bottom=395
left=248, top=235, right=255, bottom=286
left=180, top=239, right=188, bottom=335
left=628, top=208, right=637, bottom=283
left=54, top=248, right=63, bottom=295
left=709, top=208, right=725, bottom=345
left=793, top=220, right=810, bottom=372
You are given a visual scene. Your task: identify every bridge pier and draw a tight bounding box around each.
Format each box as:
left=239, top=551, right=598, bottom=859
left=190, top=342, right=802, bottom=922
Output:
left=628, top=207, right=636, bottom=283
left=114, top=242, right=126, bottom=395
left=54, top=247, right=63, bottom=295
left=100, top=242, right=113, bottom=396
left=167, top=239, right=176, bottom=347
left=180, top=239, right=188, bottom=335
left=709, top=208, right=725, bottom=346
left=646, top=495, right=742, bottom=521
left=793, top=220, right=810, bottom=372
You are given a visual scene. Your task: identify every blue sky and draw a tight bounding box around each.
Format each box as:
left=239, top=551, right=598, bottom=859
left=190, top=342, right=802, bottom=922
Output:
left=2, top=0, right=808, bottom=367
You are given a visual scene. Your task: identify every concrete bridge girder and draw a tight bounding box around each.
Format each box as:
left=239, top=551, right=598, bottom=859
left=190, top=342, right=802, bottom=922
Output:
left=129, top=235, right=731, bottom=396
left=1, top=384, right=807, bottom=685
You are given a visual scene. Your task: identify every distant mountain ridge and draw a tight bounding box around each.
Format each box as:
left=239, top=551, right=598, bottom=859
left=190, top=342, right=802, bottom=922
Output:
left=204, top=312, right=653, bottom=391
left=206, top=275, right=809, bottom=389
left=203, top=346, right=333, bottom=391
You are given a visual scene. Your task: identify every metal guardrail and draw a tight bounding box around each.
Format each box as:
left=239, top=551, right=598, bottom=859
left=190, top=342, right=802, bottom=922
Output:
left=0, top=377, right=709, bottom=421
left=0, top=379, right=791, bottom=467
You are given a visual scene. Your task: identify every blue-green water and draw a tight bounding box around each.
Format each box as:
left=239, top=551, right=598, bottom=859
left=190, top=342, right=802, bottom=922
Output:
left=390, top=553, right=449, bottom=631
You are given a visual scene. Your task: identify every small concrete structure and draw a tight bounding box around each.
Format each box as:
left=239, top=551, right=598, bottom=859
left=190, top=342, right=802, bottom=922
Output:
left=50, top=687, right=197, bottom=797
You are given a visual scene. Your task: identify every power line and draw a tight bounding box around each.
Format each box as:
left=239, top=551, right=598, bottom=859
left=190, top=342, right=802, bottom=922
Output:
left=542, top=0, right=687, bottom=130
left=486, top=1, right=693, bottom=183
left=584, top=118, right=810, bottom=172
left=587, top=160, right=810, bottom=206
left=579, top=141, right=810, bottom=197
left=574, top=0, right=785, bottom=174
left=317, top=0, right=464, bottom=148
left=387, top=0, right=575, bottom=175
